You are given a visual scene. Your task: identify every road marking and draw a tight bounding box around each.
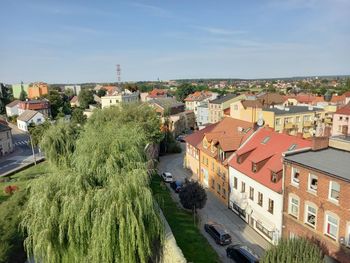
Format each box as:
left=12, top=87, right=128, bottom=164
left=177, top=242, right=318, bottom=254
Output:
left=14, top=140, right=29, bottom=146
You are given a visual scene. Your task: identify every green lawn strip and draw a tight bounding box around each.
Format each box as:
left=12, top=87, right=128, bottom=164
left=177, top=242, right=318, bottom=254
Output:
left=151, top=175, right=220, bottom=263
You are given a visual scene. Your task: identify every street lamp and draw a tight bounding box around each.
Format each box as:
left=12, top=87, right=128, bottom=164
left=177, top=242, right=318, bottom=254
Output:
left=27, top=131, right=37, bottom=165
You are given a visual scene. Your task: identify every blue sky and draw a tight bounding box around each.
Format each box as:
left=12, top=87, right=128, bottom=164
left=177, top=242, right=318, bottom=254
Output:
left=0, top=0, right=349, bottom=83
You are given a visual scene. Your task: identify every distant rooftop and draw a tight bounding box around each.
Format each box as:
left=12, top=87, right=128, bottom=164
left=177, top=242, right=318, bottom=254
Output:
left=285, top=148, right=350, bottom=181
left=264, top=105, right=323, bottom=115
left=210, top=93, right=236, bottom=104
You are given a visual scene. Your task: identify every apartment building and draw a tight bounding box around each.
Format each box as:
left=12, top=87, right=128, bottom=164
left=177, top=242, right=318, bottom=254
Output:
left=28, top=82, right=49, bottom=99
left=283, top=143, right=350, bottom=263
left=332, top=103, right=350, bottom=136
left=167, top=110, right=196, bottom=137
left=208, top=94, right=245, bottom=123
left=230, top=100, right=263, bottom=123
left=148, top=98, right=185, bottom=117
left=101, top=90, right=140, bottom=109
left=228, top=128, right=311, bottom=244
left=185, top=91, right=218, bottom=115
left=11, top=83, right=29, bottom=99
left=0, top=122, right=13, bottom=156
left=197, top=102, right=210, bottom=127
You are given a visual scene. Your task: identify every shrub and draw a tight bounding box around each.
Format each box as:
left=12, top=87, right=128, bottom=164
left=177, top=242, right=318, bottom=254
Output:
left=4, top=185, right=18, bottom=195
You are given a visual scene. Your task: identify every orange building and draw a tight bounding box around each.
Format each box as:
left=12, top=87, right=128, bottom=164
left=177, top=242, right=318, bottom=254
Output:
left=28, top=82, right=49, bottom=99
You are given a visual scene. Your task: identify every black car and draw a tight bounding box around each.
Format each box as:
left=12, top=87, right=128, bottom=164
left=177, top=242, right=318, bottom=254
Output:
left=204, top=222, right=232, bottom=246
left=170, top=181, right=183, bottom=193
left=226, top=244, right=260, bottom=263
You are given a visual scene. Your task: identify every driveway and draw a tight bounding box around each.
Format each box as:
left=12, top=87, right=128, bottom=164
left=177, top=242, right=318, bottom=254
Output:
left=158, top=144, right=271, bottom=263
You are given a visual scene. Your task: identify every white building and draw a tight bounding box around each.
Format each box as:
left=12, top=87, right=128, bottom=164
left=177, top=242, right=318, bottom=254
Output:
left=5, top=100, right=21, bottom=117
left=184, top=91, right=218, bottom=116
left=101, top=90, right=139, bottom=109
left=64, top=85, right=81, bottom=95
left=17, top=110, right=45, bottom=131
left=197, top=102, right=209, bottom=128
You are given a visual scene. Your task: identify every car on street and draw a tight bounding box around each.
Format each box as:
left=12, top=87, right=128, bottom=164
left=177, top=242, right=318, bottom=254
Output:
left=226, top=244, right=261, bottom=263
left=204, top=222, right=232, bottom=246
left=161, top=172, right=173, bottom=183
left=176, top=134, right=186, bottom=142
left=170, top=180, right=183, bottom=193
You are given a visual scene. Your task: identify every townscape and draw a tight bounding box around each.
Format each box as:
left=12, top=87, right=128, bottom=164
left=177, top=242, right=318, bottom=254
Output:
left=0, top=1, right=349, bottom=263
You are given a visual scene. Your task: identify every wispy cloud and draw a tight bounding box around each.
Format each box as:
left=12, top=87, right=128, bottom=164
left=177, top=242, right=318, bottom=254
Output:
left=130, top=2, right=171, bottom=17
left=192, top=26, right=246, bottom=36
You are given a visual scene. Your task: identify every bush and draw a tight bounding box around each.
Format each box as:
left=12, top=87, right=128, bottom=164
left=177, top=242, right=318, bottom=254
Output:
left=4, top=185, right=18, bottom=195
left=179, top=181, right=207, bottom=213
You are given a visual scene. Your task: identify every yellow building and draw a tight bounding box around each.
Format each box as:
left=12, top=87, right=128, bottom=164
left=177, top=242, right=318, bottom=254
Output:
left=230, top=99, right=263, bottom=123
left=208, top=94, right=246, bottom=123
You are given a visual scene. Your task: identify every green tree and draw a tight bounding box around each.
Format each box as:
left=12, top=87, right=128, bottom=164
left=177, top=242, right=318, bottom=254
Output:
left=28, top=121, right=51, bottom=147
left=46, top=90, right=64, bottom=118
left=96, top=89, right=106, bottom=97
left=71, top=107, right=87, bottom=125
left=175, top=83, right=196, bottom=101
left=261, top=238, right=324, bottom=263
left=19, top=90, right=27, bottom=101
left=78, top=89, right=94, bottom=109
left=179, top=181, right=207, bottom=213
left=64, top=88, right=74, bottom=98
left=0, top=84, right=13, bottom=114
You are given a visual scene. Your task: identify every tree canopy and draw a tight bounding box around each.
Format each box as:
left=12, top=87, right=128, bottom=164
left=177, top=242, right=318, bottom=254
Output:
left=179, top=181, right=207, bottom=213
left=22, top=104, right=164, bottom=263
left=78, top=89, right=94, bottom=109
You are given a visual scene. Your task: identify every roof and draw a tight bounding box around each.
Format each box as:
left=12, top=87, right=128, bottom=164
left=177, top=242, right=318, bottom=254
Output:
left=185, top=123, right=218, bottom=148
left=148, top=89, right=167, bottom=98
left=334, top=103, right=350, bottom=115
left=257, top=93, right=285, bottom=106
left=0, top=122, right=11, bottom=132
left=343, top=91, right=350, bottom=98
left=184, top=91, right=212, bottom=102
left=241, top=100, right=263, bottom=109
left=210, top=93, right=237, bottom=104
left=18, top=99, right=50, bottom=110
left=264, top=105, right=323, bottom=115
left=284, top=148, right=350, bottom=181
left=229, top=127, right=311, bottom=193
left=17, top=110, right=39, bottom=122
left=70, top=96, right=78, bottom=103
left=149, top=97, right=184, bottom=109
left=6, top=100, right=21, bottom=108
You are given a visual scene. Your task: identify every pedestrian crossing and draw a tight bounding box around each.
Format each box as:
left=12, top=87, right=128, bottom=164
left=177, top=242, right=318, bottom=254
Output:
left=14, top=140, right=29, bottom=146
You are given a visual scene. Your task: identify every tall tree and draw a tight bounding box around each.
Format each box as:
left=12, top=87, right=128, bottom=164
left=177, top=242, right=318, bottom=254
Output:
left=179, top=181, right=207, bottom=213
left=46, top=90, right=64, bottom=118
left=96, top=88, right=106, bottom=97
left=175, top=83, right=195, bottom=102
left=78, top=89, right=94, bottom=109
left=71, top=107, right=87, bottom=125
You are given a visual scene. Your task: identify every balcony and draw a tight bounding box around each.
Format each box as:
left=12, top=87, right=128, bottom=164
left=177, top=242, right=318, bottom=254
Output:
left=284, top=123, right=296, bottom=129
left=303, top=121, right=313, bottom=127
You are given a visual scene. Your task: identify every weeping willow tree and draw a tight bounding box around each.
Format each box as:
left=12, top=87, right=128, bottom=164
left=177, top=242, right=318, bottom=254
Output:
left=261, top=238, right=324, bottom=263
left=21, top=105, right=164, bottom=263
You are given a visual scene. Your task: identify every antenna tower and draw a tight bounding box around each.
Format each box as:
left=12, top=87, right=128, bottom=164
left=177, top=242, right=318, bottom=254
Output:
left=116, top=64, right=121, bottom=83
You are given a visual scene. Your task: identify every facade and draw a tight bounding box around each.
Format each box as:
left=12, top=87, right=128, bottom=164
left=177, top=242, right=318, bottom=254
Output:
left=262, top=105, right=327, bottom=138
left=101, top=90, right=140, bottom=109
left=331, top=103, right=350, bottom=136
left=12, top=83, right=29, bottom=99
left=283, top=146, right=350, bottom=263
left=185, top=91, right=218, bottom=116
left=5, top=100, right=21, bottom=117
left=230, top=100, right=263, bottom=123
left=64, top=85, right=81, bottom=96
left=167, top=110, right=196, bottom=137
left=28, top=82, right=49, bottom=99
left=228, top=128, right=311, bottom=244
left=149, top=98, right=185, bottom=117
left=208, top=94, right=245, bottom=123
left=18, top=99, right=51, bottom=117
left=197, top=102, right=209, bottom=127
left=0, top=123, right=13, bottom=156
left=17, top=110, right=45, bottom=131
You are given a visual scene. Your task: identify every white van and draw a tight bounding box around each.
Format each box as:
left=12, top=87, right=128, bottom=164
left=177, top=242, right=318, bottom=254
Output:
left=161, top=172, right=173, bottom=183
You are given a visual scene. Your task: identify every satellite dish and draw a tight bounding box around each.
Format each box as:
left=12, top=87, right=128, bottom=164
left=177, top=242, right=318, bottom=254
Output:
left=257, top=112, right=264, bottom=127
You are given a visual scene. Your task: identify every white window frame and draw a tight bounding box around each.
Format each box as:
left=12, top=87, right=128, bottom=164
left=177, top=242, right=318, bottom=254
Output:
left=288, top=195, right=299, bottom=219
left=308, top=173, right=318, bottom=193
left=291, top=167, right=300, bottom=187
left=328, top=181, right=340, bottom=203
left=304, top=203, right=317, bottom=228
left=324, top=212, right=339, bottom=240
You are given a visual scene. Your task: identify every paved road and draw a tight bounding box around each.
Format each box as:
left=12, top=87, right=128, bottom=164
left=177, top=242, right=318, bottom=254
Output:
left=0, top=123, right=40, bottom=176
left=158, top=143, right=270, bottom=263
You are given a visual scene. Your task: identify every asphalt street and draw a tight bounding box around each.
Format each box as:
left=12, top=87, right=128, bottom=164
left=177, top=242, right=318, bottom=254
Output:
left=158, top=143, right=270, bottom=263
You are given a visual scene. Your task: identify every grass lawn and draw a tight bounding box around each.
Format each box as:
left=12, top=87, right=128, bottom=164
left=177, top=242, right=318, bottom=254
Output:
left=0, top=162, right=50, bottom=203
left=151, top=174, right=220, bottom=263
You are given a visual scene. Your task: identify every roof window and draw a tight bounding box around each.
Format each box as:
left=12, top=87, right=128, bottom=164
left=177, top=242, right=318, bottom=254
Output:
left=261, top=136, right=270, bottom=144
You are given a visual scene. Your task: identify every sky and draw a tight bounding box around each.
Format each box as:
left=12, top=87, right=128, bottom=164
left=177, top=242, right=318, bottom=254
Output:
left=0, top=0, right=349, bottom=83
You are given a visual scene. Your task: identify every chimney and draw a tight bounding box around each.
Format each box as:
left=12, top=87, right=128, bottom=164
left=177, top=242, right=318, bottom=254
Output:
left=311, top=136, right=329, bottom=151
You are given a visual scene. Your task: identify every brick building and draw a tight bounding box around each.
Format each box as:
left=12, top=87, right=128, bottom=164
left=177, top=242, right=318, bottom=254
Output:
left=283, top=142, right=350, bottom=263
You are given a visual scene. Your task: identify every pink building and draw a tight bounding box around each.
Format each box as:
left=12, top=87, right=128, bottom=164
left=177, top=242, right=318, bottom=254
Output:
left=332, top=103, right=350, bottom=136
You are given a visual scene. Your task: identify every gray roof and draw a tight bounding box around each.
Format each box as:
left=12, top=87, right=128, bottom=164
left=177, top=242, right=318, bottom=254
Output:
left=6, top=100, right=21, bottom=108
left=17, top=110, right=39, bottom=122
left=210, top=93, right=237, bottom=104
left=264, top=105, right=323, bottom=115
left=149, top=98, right=184, bottom=109
left=285, top=148, right=350, bottom=181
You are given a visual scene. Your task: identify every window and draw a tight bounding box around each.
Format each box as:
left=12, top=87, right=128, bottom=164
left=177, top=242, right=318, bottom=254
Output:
left=296, top=116, right=300, bottom=123
left=268, top=199, right=274, bottom=214
left=217, top=183, right=221, bottom=193
left=339, top=116, right=343, bottom=121
left=237, top=155, right=242, bottom=164
left=234, top=105, right=238, bottom=110
left=325, top=213, right=339, bottom=240
left=305, top=204, right=317, bottom=228
left=233, top=177, right=238, bottom=189
left=275, top=118, right=281, bottom=126
left=262, top=136, right=270, bottom=144
left=288, top=144, right=297, bottom=151
left=211, top=179, right=215, bottom=189
left=329, top=181, right=340, bottom=202
left=289, top=196, right=299, bottom=218
left=304, top=115, right=311, bottom=121
left=271, top=172, right=278, bottom=183
left=211, top=161, right=215, bottom=171
left=308, top=174, right=318, bottom=192
left=252, top=162, right=258, bottom=173
left=249, top=187, right=254, bottom=200
left=258, top=192, right=263, bottom=206
left=291, top=167, right=300, bottom=186
left=241, top=182, right=246, bottom=193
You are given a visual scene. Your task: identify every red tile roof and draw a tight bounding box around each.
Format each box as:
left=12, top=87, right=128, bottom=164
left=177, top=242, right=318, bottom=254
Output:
left=18, top=100, right=50, bottom=111
left=185, top=123, right=218, bottom=148
left=241, top=100, right=263, bottom=108
left=184, top=91, right=212, bottom=101
left=335, top=103, right=350, bottom=115
left=343, top=91, right=350, bottom=98
left=148, top=89, right=167, bottom=98
left=229, top=127, right=311, bottom=193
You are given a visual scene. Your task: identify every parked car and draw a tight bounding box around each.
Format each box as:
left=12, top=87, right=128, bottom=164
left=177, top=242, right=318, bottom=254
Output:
left=226, top=244, right=260, bottom=263
left=176, top=134, right=186, bottom=142
left=161, top=172, right=173, bottom=183
left=204, top=222, right=232, bottom=246
left=170, top=180, right=183, bottom=193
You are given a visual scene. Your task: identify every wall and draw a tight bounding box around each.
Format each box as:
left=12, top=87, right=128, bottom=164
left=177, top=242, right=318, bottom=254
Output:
left=5, top=105, right=19, bottom=117
left=0, top=129, right=13, bottom=156
left=185, top=143, right=200, bottom=180
left=229, top=166, right=283, bottom=244
left=12, top=83, right=29, bottom=98
left=283, top=161, right=350, bottom=263
left=17, top=112, right=45, bottom=131
left=332, top=113, right=350, bottom=136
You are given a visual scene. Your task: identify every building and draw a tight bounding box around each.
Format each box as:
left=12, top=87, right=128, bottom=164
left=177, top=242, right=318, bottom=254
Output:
left=149, top=98, right=185, bottom=117
left=28, top=82, right=49, bottom=99
left=167, top=110, right=196, bottom=137
left=184, top=91, right=218, bottom=116
left=187, top=117, right=253, bottom=204
left=18, top=99, right=51, bottom=117
left=64, top=85, right=81, bottom=96
left=283, top=143, right=350, bottom=262
left=0, top=122, right=13, bottom=156
left=5, top=100, right=21, bottom=117
left=257, top=93, right=285, bottom=107
left=146, top=89, right=169, bottom=101
left=12, top=83, right=29, bottom=99
left=230, top=100, right=263, bottom=123
left=332, top=103, right=350, bottom=136
left=262, top=105, right=327, bottom=138
left=228, top=128, right=311, bottom=244
left=17, top=110, right=45, bottom=131
left=101, top=90, right=140, bottom=109
left=197, top=102, right=210, bottom=128
left=208, top=94, right=245, bottom=123
left=70, top=96, right=80, bottom=108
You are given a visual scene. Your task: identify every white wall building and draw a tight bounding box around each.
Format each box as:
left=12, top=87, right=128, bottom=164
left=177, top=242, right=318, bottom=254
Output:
left=101, top=90, right=139, bottom=109
left=17, top=110, right=45, bottom=131
left=197, top=102, right=209, bottom=128
left=5, top=100, right=21, bottom=117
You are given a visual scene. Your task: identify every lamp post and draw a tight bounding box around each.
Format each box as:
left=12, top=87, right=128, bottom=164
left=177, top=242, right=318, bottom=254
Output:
left=28, top=131, right=37, bottom=165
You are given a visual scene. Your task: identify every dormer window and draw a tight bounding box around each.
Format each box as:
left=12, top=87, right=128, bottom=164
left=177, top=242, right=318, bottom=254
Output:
left=203, top=139, right=208, bottom=149
left=252, top=162, right=258, bottom=173
left=237, top=155, right=242, bottom=164
left=271, top=172, right=278, bottom=183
